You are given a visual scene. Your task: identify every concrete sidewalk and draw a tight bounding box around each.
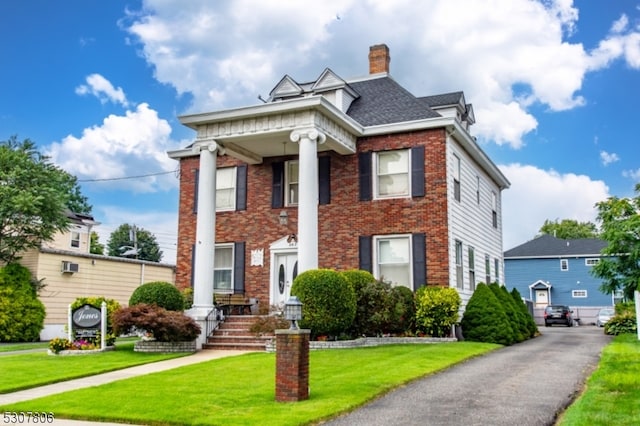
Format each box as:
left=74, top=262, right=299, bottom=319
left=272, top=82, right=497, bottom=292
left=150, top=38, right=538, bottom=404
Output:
left=0, top=349, right=249, bottom=425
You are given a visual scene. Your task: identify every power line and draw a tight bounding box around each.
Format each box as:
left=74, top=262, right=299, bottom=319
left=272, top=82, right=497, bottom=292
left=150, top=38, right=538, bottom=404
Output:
left=78, top=170, right=176, bottom=183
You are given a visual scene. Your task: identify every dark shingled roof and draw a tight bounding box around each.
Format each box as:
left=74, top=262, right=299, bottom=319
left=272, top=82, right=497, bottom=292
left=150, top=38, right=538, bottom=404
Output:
left=418, top=91, right=464, bottom=108
left=346, top=77, right=441, bottom=126
left=504, top=234, right=608, bottom=258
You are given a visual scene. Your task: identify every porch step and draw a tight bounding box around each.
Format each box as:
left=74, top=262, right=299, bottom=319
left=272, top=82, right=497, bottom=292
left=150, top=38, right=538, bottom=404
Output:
left=203, top=315, right=274, bottom=351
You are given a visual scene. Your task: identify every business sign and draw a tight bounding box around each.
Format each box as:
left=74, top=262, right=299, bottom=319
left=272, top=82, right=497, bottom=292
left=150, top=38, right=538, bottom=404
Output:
left=72, top=304, right=101, bottom=339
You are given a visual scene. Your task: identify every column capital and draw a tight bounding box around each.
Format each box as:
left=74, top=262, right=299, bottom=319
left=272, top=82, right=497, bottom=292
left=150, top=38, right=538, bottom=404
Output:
left=192, top=139, right=225, bottom=155
left=290, top=128, right=326, bottom=145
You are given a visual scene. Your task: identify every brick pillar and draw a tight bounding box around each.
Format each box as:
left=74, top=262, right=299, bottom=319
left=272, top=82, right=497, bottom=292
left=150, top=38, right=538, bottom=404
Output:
left=275, top=329, right=310, bottom=402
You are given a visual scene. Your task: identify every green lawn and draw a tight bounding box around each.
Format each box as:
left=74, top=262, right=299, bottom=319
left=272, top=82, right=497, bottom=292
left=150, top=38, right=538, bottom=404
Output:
left=557, top=333, right=640, bottom=426
left=0, top=342, right=188, bottom=393
left=0, top=342, right=498, bottom=425
left=0, top=342, right=49, bottom=353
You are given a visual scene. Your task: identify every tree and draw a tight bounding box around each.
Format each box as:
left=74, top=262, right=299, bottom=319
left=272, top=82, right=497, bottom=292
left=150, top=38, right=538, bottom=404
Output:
left=590, top=183, right=640, bottom=300
left=89, top=231, right=104, bottom=255
left=539, top=219, right=599, bottom=239
left=0, top=136, right=91, bottom=264
left=107, top=224, right=163, bottom=262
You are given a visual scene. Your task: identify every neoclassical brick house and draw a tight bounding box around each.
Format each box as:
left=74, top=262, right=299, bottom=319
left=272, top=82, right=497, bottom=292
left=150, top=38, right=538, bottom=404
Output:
left=168, top=44, right=510, bottom=343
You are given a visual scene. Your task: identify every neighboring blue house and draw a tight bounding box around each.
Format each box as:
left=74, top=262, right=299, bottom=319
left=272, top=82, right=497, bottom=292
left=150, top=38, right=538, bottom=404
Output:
left=504, top=235, right=621, bottom=325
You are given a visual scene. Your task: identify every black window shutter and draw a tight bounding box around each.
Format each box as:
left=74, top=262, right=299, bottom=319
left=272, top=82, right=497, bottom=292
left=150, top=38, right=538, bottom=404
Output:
left=236, top=164, right=247, bottom=211
left=359, top=152, right=372, bottom=201
left=190, top=244, right=196, bottom=287
left=359, top=236, right=373, bottom=273
left=193, top=169, right=199, bottom=213
left=233, top=242, right=245, bottom=294
left=411, top=146, right=425, bottom=197
left=319, top=156, right=331, bottom=205
left=271, top=162, right=284, bottom=208
left=412, top=233, right=426, bottom=291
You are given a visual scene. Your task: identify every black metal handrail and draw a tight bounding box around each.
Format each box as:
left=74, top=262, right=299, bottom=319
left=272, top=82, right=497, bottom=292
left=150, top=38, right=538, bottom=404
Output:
left=205, top=307, right=221, bottom=337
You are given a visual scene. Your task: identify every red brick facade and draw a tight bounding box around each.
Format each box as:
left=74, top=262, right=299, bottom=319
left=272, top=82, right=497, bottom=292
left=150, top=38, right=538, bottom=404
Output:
left=174, top=128, right=451, bottom=303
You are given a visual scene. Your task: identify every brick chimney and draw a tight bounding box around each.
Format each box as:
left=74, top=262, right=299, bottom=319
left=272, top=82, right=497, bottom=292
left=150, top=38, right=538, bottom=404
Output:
left=369, top=44, right=390, bottom=74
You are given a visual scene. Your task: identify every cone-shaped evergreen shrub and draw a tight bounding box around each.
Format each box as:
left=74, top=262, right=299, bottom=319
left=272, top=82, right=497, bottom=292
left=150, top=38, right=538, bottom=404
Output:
left=461, top=283, right=516, bottom=345
left=489, top=283, right=526, bottom=343
left=0, top=264, right=45, bottom=342
left=510, top=287, right=538, bottom=338
left=129, top=281, right=186, bottom=311
left=291, top=269, right=356, bottom=339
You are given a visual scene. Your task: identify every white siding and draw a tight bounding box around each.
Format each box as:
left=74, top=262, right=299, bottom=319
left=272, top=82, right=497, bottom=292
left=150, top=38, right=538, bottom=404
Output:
left=446, top=135, right=505, bottom=308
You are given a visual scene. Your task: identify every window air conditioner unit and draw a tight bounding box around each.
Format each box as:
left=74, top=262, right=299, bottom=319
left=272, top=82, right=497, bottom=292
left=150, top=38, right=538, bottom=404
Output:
left=61, top=261, right=79, bottom=273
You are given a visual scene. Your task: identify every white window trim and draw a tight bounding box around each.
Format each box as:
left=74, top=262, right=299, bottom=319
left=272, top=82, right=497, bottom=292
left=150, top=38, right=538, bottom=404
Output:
left=213, top=243, right=234, bottom=293
left=572, top=289, right=587, bottom=298
left=560, top=259, right=569, bottom=271
left=468, top=246, right=475, bottom=291
left=284, top=160, right=299, bottom=206
left=455, top=240, right=463, bottom=289
left=70, top=230, right=81, bottom=249
left=372, top=234, right=413, bottom=289
left=216, top=167, right=237, bottom=212
left=453, top=154, right=461, bottom=202
left=585, top=258, right=600, bottom=266
left=373, top=149, right=411, bottom=200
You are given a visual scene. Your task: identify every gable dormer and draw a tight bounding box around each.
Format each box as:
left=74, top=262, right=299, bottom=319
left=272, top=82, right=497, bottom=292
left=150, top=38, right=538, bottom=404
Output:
left=269, top=75, right=304, bottom=101
left=311, top=68, right=359, bottom=113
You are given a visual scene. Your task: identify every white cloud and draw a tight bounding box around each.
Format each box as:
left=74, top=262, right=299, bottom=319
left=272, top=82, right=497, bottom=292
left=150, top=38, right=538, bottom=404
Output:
left=120, top=0, right=640, bottom=148
left=45, top=103, right=183, bottom=193
left=75, top=73, right=130, bottom=107
left=499, top=163, right=610, bottom=250
left=600, top=150, right=620, bottom=166
left=622, top=168, right=640, bottom=181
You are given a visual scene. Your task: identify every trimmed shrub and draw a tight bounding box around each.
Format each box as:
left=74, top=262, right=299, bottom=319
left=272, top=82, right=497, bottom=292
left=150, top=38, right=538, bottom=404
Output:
left=489, top=283, right=526, bottom=343
left=415, top=286, right=461, bottom=337
left=510, top=287, right=538, bottom=338
left=129, top=281, right=185, bottom=311
left=605, top=302, right=637, bottom=335
left=0, top=264, right=45, bottom=342
left=112, top=304, right=201, bottom=342
left=461, top=283, right=516, bottom=345
left=291, top=269, right=356, bottom=339
left=388, top=285, right=416, bottom=335
left=354, top=279, right=393, bottom=337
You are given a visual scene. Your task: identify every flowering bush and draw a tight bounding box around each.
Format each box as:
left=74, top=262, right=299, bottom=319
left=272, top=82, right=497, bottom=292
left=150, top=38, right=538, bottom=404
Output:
left=112, top=304, right=201, bottom=342
left=48, top=338, right=73, bottom=354
left=72, top=339, right=97, bottom=350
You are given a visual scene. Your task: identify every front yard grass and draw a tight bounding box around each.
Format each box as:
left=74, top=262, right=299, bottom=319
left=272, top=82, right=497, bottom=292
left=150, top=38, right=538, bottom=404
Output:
left=0, top=342, right=498, bottom=425
left=0, top=342, right=188, bottom=394
left=557, top=333, right=640, bottom=426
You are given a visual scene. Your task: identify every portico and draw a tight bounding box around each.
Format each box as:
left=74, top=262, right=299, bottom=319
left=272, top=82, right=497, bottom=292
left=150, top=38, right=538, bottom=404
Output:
left=169, top=96, right=359, bottom=348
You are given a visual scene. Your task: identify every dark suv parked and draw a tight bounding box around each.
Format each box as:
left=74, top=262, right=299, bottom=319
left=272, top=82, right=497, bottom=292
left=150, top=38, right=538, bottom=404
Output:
left=544, top=305, right=573, bottom=327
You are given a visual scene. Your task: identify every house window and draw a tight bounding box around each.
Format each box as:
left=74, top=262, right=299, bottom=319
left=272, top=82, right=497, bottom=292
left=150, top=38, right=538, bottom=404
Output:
left=585, top=258, right=600, bottom=266
left=70, top=231, right=81, bottom=248
left=494, top=258, right=500, bottom=284
left=485, top=254, right=491, bottom=284
left=374, top=235, right=411, bottom=288
left=214, top=244, right=234, bottom=292
left=613, top=289, right=624, bottom=304
left=285, top=160, right=299, bottom=206
left=455, top=240, right=463, bottom=289
left=572, top=289, right=587, bottom=298
left=491, top=191, right=497, bottom=228
left=374, top=150, right=410, bottom=199
left=216, top=167, right=237, bottom=211
left=453, top=154, right=461, bottom=202
left=468, top=246, right=475, bottom=291
left=560, top=259, right=569, bottom=271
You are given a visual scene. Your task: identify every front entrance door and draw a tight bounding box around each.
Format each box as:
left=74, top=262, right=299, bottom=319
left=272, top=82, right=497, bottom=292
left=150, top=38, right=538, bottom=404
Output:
left=535, top=290, right=549, bottom=307
left=273, top=253, right=298, bottom=306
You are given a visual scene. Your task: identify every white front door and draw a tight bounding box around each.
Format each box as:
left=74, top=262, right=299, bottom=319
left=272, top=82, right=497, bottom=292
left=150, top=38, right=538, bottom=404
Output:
left=535, top=290, right=549, bottom=307
left=273, top=253, right=298, bottom=306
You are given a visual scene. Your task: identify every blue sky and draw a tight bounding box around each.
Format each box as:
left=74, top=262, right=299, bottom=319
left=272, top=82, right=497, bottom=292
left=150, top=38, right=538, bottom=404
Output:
left=1, top=0, right=639, bottom=264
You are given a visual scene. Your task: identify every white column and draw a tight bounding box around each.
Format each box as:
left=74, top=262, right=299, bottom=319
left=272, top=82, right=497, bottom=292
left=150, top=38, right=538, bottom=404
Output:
left=187, top=141, right=220, bottom=349
left=290, top=128, right=326, bottom=272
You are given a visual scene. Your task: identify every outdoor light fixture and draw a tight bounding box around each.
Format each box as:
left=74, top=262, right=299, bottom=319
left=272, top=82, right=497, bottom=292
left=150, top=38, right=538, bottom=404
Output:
left=284, top=296, right=303, bottom=330
left=279, top=210, right=288, bottom=225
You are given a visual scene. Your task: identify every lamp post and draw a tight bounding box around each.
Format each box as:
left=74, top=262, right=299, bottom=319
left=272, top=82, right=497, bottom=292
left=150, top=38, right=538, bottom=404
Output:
left=284, top=296, right=302, bottom=330
left=275, top=296, right=310, bottom=402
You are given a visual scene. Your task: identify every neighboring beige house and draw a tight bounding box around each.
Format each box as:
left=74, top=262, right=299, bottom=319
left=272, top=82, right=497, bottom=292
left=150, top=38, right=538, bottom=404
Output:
left=16, top=211, right=176, bottom=340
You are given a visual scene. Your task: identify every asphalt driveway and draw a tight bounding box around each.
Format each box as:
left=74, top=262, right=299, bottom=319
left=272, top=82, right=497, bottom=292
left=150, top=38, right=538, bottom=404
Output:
left=324, top=326, right=611, bottom=426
